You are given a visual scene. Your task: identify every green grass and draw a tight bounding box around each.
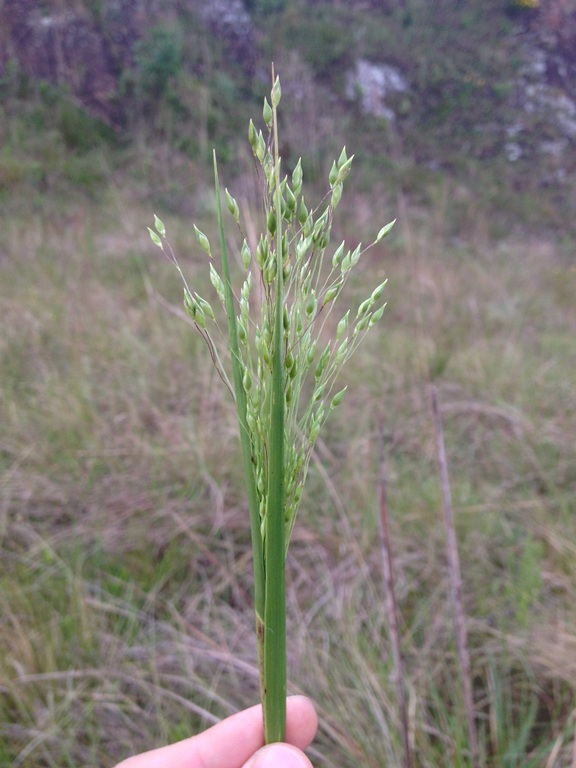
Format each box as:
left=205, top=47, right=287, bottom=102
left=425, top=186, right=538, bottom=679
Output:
left=1, top=177, right=575, bottom=766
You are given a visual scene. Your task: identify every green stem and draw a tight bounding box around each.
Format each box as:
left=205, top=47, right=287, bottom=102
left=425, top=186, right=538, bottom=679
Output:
left=213, top=151, right=265, bottom=625
left=263, top=74, right=286, bottom=744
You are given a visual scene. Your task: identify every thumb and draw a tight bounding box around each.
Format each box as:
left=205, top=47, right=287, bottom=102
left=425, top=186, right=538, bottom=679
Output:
left=242, top=743, right=313, bottom=768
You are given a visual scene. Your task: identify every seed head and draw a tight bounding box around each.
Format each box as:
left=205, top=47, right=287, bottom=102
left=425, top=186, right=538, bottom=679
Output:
left=153, top=214, right=166, bottom=238
left=267, top=209, right=277, bottom=236
left=225, top=189, right=240, bottom=223
left=332, top=241, right=346, bottom=268
left=209, top=264, right=225, bottom=303
left=371, top=280, right=388, bottom=302
left=148, top=228, right=163, bottom=249
left=337, top=146, right=348, bottom=168
left=330, top=386, right=347, bottom=409
left=272, top=75, right=282, bottom=107
left=263, top=97, right=273, bottom=128
left=194, top=225, right=212, bottom=256
left=241, top=240, right=252, bottom=271
left=324, top=283, right=341, bottom=304
left=329, top=160, right=339, bottom=187
left=369, top=304, right=386, bottom=325
left=248, top=119, right=257, bottom=149
left=330, top=183, right=343, bottom=209
left=292, top=159, right=303, bottom=197
left=195, top=294, right=215, bottom=320
left=376, top=219, right=396, bottom=243
left=305, top=292, right=317, bottom=318
left=336, top=311, right=350, bottom=339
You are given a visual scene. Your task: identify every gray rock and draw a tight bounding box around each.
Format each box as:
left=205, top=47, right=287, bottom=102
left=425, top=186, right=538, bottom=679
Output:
left=345, top=59, right=408, bottom=121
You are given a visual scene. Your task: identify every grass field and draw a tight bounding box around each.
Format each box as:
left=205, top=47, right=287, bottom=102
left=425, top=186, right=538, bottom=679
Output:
left=1, top=173, right=575, bottom=767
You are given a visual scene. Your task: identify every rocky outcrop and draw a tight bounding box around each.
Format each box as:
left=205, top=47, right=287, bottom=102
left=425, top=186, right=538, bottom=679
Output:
left=1, top=0, right=575, bottom=165
left=0, top=0, right=143, bottom=125
left=0, top=0, right=257, bottom=126
left=503, top=2, right=576, bottom=171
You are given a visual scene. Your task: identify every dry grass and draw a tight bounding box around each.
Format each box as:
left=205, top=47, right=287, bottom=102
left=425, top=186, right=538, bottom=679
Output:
left=1, top=184, right=575, bottom=766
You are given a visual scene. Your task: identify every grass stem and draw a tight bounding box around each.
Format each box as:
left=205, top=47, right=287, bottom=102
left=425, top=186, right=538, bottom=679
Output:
left=430, top=384, right=478, bottom=768
left=262, top=66, right=287, bottom=744
left=377, top=430, right=413, bottom=768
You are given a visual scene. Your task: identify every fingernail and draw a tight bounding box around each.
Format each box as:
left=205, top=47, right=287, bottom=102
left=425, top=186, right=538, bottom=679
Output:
left=247, top=743, right=309, bottom=768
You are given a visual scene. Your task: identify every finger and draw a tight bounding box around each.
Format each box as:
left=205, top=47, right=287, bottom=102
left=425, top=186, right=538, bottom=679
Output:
left=241, top=743, right=314, bottom=768
left=114, top=695, right=317, bottom=768
left=284, top=695, right=318, bottom=750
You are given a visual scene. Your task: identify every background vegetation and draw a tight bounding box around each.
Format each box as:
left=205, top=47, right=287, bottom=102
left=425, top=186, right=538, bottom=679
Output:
left=1, top=1, right=575, bottom=766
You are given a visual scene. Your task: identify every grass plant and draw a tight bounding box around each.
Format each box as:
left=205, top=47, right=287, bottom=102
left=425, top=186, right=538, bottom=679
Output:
left=148, top=70, right=394, bottom=742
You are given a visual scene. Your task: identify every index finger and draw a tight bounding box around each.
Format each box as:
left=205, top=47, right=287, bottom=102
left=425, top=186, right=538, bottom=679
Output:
left=114, top=695, right=317, bottom=768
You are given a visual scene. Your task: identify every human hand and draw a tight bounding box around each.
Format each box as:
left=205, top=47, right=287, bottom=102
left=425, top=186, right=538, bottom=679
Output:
left=114, top=695, right=317, bottom=768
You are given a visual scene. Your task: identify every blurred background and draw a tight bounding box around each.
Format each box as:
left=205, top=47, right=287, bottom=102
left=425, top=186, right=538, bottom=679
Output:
left=1, top=1, right=575, bottom=766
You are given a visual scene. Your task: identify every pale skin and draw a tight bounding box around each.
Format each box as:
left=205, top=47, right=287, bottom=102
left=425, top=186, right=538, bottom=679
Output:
left=114, top=695, right=317, bottom=768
